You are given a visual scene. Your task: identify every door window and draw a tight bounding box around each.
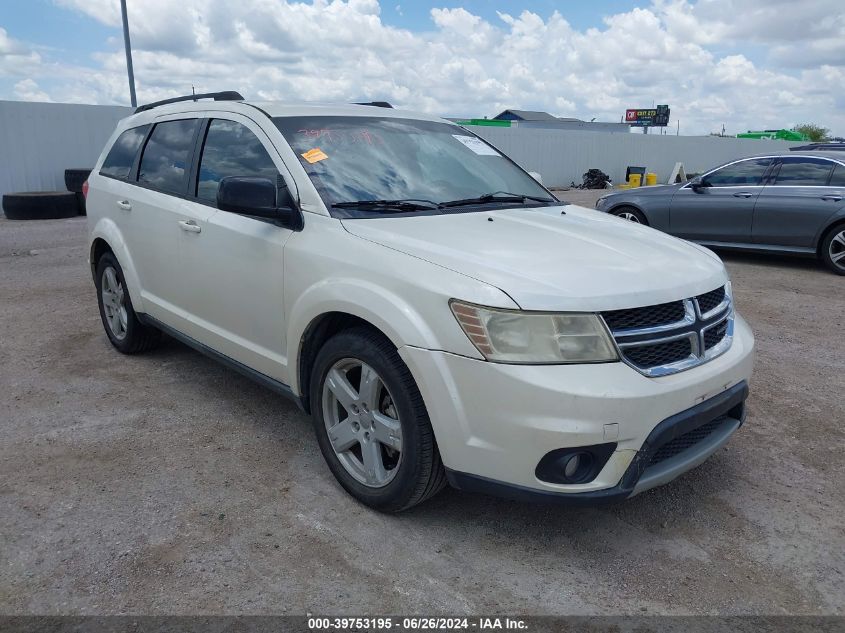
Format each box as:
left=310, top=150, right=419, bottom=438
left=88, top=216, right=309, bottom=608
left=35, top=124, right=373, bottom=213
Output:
left=196, top=120, right=279, bottom=204
left=100, top=125, right=150, bottom=179
left=703, top=159, right=771, bottom=187
left=138, top=119, right=200, bottom=195
left=828, top=164, right=845, bottom=187
left=771, top=158, right=834, bottom=186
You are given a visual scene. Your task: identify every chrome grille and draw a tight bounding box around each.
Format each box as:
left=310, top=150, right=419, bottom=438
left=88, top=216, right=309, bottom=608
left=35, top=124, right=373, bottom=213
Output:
left=601, top=284, right=734, bottom=377
left=624, top=338, right=693, bottom=370
left=704, top=319, right=729, bottom=351
left=602, top=301, right=686, bottom=331
left=696, top=287, right=726, bottom=315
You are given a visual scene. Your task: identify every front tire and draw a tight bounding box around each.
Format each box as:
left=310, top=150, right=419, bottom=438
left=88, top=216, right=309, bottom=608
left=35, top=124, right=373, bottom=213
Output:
left=820, top=224, right=845, bottom=275
left=610, top=205, right=647, bottom=225
left=95, top=252, right=161, bottom=353
left=310, top=327, right=446, bottom=512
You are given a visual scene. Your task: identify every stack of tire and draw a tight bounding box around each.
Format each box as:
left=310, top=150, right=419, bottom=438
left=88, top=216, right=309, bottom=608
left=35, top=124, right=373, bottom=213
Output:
left=2, top=168, right=91, bottom=220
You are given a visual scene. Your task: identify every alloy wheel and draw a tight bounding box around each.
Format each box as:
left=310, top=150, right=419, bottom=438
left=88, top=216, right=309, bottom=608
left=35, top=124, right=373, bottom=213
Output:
left=321, top=358, right=403, bottom=487
left=101, top=266, right=128, bottom=340
left=829, top=229, right=845, bottom=271
left=618, top=211, right=642, bottom=223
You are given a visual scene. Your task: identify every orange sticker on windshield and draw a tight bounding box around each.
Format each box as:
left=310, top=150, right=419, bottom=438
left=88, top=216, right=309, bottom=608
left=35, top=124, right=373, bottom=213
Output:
left=302, top=148, right=328, bottom=164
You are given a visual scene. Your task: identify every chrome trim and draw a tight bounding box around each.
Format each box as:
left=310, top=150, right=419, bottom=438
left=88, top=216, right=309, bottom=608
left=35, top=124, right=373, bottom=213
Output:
left=602, top=285, right=735, bottom=378
left=611, top=299, right=696, bottom=339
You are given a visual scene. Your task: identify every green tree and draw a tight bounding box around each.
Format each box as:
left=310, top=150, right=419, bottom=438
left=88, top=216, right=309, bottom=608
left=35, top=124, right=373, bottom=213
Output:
left=793, top=123, right=831, bottom=142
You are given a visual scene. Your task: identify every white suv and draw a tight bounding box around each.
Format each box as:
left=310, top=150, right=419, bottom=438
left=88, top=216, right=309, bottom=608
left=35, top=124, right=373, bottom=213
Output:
left=86, top=92, right=755, bottom=511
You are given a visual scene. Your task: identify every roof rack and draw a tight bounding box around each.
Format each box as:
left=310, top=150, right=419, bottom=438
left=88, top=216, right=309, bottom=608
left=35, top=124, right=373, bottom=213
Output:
left=354, top=101, right=393, bottom=108
left=135, top=91, right=244, bottom=114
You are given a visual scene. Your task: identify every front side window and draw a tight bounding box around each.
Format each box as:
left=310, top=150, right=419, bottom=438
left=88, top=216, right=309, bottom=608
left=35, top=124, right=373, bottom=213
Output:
left=100, top=125, right=150, bottom=179
left=704, top=159, right=772, bottom=187
left=138, top=119, right=200, bottom=194
left=772, top=158, right=833, bottom=186
left=273, top=116, right=553, bottom=215
left=197, top=120, right=279, bottom=203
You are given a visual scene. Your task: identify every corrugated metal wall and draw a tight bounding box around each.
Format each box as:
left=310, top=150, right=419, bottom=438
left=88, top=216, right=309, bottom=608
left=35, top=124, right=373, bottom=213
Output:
left=0, top=101, right=132, bottom=198
left=0, top=100, right=804, bottom=198
left=469, top=126, right=803, bottom=188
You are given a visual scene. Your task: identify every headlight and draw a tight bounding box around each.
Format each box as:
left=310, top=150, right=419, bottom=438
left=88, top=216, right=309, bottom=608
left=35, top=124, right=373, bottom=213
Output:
left=450, top=301, right=619, bottom=364
left=595, top=196, right=610, bottom=208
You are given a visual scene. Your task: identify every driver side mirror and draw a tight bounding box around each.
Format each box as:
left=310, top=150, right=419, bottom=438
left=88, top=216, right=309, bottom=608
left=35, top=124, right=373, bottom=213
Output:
left=217, top=176, right=301, bottom=229
left=689, top=176, right=709, bottom=192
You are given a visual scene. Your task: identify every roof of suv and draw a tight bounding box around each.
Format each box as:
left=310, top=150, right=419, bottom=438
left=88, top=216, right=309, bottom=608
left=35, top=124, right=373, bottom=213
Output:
left=124, top=98, right=448, bottom=126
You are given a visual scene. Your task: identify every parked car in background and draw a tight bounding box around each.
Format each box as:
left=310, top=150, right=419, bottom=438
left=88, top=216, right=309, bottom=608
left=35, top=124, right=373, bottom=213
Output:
left=595, top=152, right=845, bottom=275
left=85, top=92, right=755, bottom=511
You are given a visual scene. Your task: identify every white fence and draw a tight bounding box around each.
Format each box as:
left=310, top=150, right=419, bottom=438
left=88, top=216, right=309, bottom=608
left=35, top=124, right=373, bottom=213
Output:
left=469, top=126, right=803, bottom=188
left=0, top=101, right=131, bottom=199
left=0, top=100, right=804, bottom=199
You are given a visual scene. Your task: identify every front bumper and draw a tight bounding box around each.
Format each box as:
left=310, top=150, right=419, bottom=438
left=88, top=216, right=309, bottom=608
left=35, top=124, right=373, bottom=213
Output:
left=446, top=381, right=746, bottom=505
left=398, top=313, right=755, bottom=502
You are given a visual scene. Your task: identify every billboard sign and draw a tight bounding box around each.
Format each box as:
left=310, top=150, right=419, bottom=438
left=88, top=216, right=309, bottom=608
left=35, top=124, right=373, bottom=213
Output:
left=625, top=105, right=670, bottom=127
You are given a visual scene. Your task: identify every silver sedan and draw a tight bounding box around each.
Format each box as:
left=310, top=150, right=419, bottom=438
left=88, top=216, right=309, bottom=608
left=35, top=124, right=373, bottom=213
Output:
left=595, top=151, right=845, bottom=275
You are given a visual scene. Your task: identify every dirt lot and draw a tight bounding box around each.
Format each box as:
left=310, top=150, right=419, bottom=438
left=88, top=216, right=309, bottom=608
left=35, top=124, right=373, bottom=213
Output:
left=1, top=197, right=843, bottom=615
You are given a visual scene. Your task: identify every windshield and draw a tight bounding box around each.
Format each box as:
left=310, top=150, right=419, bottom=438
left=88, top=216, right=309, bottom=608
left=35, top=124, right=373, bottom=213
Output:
left=273, top=116, right=554, bottom=215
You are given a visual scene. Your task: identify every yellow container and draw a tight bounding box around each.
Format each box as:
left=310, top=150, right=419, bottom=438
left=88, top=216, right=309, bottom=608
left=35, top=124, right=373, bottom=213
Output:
left=645, top=172, right=658, bottom=186
left=628, top=173, right=642, bottom=187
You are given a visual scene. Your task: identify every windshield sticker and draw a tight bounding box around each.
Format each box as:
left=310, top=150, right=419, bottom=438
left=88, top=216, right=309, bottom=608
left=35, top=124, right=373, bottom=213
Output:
left=452, top=135, right=500, bottom=156
left=302, top=148, right=328, bottom=164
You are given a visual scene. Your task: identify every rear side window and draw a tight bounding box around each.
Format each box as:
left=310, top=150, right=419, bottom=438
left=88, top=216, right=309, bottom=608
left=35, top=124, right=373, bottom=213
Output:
left=100, top=125, right=149, bottom=179
left=829, top=164, right=845, bottom=187
left=196, top=120, right=279, bottom=203
left=704, top=159, right=771, bottom=187
left=138, top=119, right=200, bottom=194
left=772, top=158, right=833, bottom=186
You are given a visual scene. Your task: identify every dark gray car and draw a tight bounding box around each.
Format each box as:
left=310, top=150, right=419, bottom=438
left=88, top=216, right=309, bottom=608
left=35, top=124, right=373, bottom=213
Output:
left=594, top=151, right=845, bottom=274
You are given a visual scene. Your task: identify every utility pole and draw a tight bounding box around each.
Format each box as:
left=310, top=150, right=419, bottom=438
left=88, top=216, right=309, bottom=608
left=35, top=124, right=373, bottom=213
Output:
left=120, top=0, right=137, bottom=108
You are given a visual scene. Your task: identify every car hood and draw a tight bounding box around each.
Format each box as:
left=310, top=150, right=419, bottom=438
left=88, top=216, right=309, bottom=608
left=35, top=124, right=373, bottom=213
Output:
left=341, top=204, right=727, bottom=312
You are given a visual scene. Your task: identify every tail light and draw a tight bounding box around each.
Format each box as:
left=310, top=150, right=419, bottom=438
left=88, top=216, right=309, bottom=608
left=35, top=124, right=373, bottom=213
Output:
left=82, top=180, right=89, bottom=199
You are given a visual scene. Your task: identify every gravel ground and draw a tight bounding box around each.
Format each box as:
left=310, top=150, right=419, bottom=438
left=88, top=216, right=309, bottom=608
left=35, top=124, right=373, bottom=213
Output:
left=0, top=200, right=843, bottom=616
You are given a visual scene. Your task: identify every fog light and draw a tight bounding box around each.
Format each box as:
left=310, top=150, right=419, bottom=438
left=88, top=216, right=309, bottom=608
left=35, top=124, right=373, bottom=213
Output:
left=563, top=454, right=582, bottom=479
left=535, top=443, right=617, bottom=485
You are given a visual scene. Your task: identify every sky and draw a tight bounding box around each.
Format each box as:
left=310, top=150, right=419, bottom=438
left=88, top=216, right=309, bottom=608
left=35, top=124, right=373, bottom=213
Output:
left=0, top=0, right=843, bottom=135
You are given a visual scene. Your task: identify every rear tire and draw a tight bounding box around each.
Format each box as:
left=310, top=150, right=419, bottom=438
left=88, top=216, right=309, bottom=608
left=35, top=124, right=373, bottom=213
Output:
left=95, top=252, right=161, bottom=354
left=2, top=192, right=79, bottom=220
left=820, top=223, right=845, bottom=275
left=309, top=326, right=446, bottom=512
left=610, top=205, right=647, bottom=225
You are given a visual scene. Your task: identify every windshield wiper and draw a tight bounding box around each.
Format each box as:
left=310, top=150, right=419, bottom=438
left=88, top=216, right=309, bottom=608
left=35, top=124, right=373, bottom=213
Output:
left=440, top=191, right=556, bottom=208
left=332, top=199, right=440, bottom=212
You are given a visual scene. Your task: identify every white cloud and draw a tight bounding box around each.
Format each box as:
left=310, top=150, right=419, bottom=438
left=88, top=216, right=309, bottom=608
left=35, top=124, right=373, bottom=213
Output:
left=1, top=1, right=841, bottom=134
left=13, top=79, right=52, bottom=102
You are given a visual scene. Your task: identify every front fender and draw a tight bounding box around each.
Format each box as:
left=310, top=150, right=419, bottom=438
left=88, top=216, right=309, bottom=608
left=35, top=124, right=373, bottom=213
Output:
left=286, top=277, right=473, bottom=397
left=89, top=217, right=146, bottom=313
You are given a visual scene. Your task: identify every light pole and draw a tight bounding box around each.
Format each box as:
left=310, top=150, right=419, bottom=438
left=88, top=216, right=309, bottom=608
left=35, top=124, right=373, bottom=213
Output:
left=120, top=0, right=137, bottom=107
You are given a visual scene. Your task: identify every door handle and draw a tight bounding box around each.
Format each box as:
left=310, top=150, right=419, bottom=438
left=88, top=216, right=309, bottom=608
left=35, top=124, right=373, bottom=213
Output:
left=117, top=200, right=132, bottom=211
left=178, top=220, right=201, bottom=234
left=821, top=195, right=843, bottom=202
left=732, top=192, right=753, bottom=198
